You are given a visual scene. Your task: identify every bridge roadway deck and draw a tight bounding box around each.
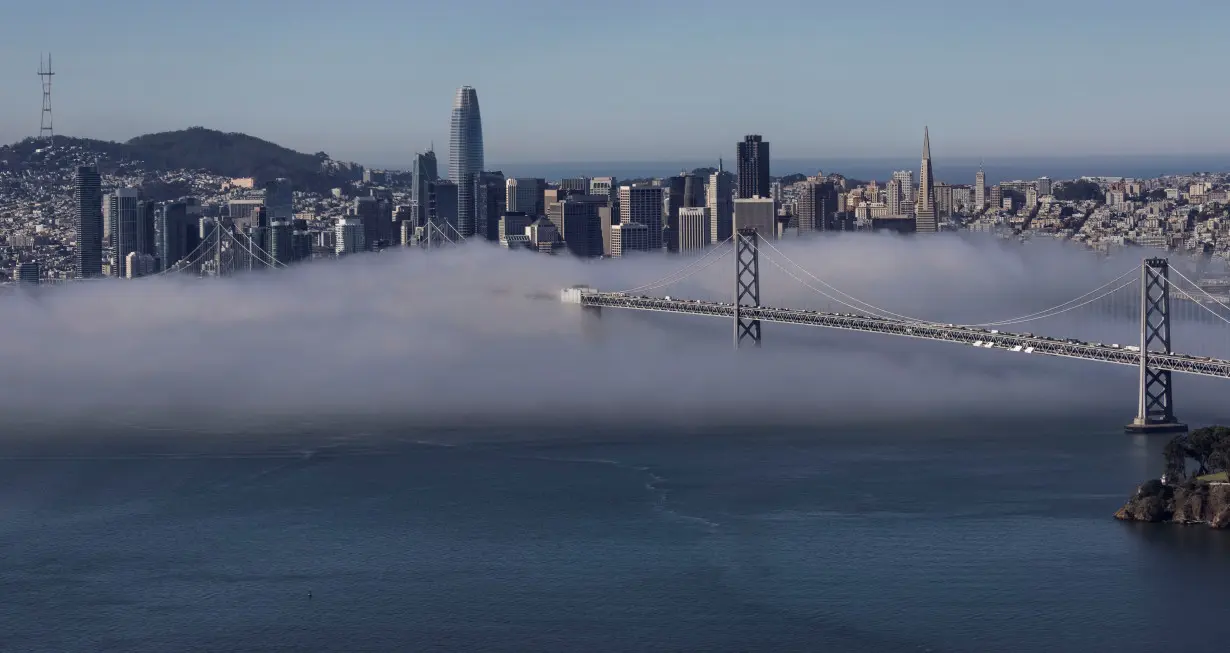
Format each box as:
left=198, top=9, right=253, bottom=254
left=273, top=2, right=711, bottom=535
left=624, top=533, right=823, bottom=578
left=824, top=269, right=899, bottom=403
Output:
left=579, top=293, right=1230, bottom=380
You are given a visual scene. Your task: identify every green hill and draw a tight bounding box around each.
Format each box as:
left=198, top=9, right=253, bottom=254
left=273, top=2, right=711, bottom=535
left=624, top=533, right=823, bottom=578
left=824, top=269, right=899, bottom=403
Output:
left=0, top=127, right=356, bottom=192
left=125, top=127, right=329, bottom=181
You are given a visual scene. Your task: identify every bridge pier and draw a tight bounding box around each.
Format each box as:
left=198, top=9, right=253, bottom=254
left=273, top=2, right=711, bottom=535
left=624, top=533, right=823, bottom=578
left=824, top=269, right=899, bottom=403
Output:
left=1126, top=258, right=1188, bottom=435
left=734, top=228, right=762, bottom=349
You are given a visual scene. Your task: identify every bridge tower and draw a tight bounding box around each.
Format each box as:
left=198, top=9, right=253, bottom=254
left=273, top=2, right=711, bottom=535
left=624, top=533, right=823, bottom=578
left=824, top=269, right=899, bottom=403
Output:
left=1126, top=257, right=1188, bottom=434
left=734, top=228, right=762, bottom=349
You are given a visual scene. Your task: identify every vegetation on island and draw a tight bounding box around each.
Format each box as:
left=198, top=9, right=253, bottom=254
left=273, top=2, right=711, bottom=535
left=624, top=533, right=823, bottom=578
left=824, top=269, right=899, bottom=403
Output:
left=1116, top=426, right=1230, bottom=528
left=1163, top=426, right=1230, bottom=481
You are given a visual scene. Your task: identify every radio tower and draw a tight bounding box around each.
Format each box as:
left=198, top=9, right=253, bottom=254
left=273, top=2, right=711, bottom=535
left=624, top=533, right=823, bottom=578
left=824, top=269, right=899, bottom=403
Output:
left=37, top=53, right=55, bottom=144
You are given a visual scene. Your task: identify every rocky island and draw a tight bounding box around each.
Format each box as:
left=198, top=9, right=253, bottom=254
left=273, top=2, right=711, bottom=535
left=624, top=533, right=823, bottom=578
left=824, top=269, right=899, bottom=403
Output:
left=1116, top=426, right=1230, bottom=528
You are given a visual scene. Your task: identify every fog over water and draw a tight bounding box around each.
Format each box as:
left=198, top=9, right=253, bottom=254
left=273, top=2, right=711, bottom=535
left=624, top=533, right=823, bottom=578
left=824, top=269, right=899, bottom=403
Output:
left=4, top=233, right=1230, bottom=433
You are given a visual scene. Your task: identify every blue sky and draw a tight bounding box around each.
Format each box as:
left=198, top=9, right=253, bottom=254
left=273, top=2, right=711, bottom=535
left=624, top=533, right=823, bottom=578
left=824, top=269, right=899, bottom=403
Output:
left=0, top=0, right=1227, bottom=165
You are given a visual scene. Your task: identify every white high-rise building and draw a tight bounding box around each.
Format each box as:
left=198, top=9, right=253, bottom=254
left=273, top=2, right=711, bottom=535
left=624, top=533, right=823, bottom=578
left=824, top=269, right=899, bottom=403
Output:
left=335, top=218, right=365, bottom=254
left=677, top=207, right=711, bottom=253
left=975, top=165, right=987, bottom=211
left=891, top=170, right=914, bottom=206
left=887, top=178, right=904, bottom=216
left=707, top=162, right=734, bottom=243
left=589, top=177, right=618, bottom=207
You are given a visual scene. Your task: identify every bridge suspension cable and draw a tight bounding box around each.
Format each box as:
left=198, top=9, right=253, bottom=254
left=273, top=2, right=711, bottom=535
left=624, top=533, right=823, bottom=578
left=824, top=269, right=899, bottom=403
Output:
left=609, top=236, right=734, bottom=294
left=756, top=247, right=926, bottom=318
left=1167, top=274, right=1230, bottom=328
left=755, top=239, right=942, bottom=323
left=1168, top=266, right=1230, bottom=322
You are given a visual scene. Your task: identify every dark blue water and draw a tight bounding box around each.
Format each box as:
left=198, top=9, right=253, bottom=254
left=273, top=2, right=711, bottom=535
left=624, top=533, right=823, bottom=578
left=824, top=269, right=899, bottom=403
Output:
left=481, top=155, right=1230, bottom=186
left=4, top=421, right=1230, bottom=652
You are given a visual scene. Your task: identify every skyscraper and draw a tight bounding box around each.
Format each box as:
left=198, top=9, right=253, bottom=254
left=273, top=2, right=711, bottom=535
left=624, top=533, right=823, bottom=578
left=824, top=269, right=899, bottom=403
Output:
left=560, top=196, right=607, bottom=258
left=506, top=178, right=545, bottom=217
left=677, top=207, right=711, bottom=253
left=975, top=164, right=986, bottom=212
left=411, top=149, right=439, bottom=228
left=737, top=135, right=770, bottom=199
left=794, top=180, right=826, bottom=232
left=474, top=171, right=507, bottom=241
left=619, top=185, right=664, bottom=251
left=432, top=180, right=459, bottom=230
left=891, top=170, right=914, bottom=207
left=354, top=196, right=381, bottom=250
left=158, top=198, right=202, bottom=271
left=915, top=127, right=937, bottom=233
left=74, top=165, right=103, bottom=278
left=114, top=187, right=144, bottom=277
left=449, top=86, right=484, bottom=237
left=15, top=262, right=40, bottom=286
left=707, top=161, right=734, bottom=243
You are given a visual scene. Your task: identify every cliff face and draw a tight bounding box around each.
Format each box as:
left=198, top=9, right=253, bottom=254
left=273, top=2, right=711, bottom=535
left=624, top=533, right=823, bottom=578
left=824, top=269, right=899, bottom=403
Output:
left=1116, top=479, right=1230, bottom=528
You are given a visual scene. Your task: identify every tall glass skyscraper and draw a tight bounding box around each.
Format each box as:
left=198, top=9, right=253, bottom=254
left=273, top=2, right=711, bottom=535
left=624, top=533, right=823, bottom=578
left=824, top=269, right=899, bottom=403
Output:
left=411, top=149, right=438, bottom=229
left=449, top=86, right=484, bottom=237
left=74, top=165, right=103, bottom=278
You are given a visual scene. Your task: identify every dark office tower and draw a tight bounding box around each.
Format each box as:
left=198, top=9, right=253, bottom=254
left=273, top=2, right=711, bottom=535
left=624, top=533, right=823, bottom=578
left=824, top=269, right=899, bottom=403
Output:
left=74, top=165, right=103, bottom=278
left=560, top=196, right=606, bottom=258
left=113, top=187, right=143, bottom=277
left=158, top=199, right=201, bottom=270
left=507, top=178, right=546, bottom=217
left=449, top=86, right=484, bottom=237
left=291, top=230, right=313, bottom=261
left=15, top=262, right=40, bottom=286
left=375, top=195, right=394, bottom=246
left=474, top=171, right=507, bottom=241
left=664, top=175, right=686, bottom=253
left=560, top=178, right=590, bottom=194
left=619, top=185, right=664, bottom=250
left=431, top=180, right=459, bottom=231
left=795, top=180, right=825, bottom=232
left=736, top=134, right=770, bottom=199
left=682, top=173, right=705, bottom=208
left=138, top=199, right=157, bottom=257
left=264, top=178, right=293, bottom=222
left=411, top=149, right=439, bottom=228
left=268, top=221, right=292, bottom=265
left=354, top=196, right=381, bottom=250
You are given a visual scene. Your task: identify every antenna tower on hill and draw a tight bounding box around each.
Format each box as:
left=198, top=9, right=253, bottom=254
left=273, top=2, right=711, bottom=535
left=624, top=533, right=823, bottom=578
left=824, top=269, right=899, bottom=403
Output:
left=38, top=54, right=55, bottom=143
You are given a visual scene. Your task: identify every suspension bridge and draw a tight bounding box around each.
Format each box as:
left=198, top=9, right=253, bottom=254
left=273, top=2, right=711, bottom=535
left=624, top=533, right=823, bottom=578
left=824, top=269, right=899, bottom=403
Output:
left=562, top=228, right=1230, bottom=435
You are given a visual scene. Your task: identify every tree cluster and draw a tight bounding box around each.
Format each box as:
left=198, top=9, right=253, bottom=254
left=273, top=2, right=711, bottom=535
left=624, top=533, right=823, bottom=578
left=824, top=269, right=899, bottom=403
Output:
left=1163, top=426, right=1230, bottom=480
left=1053, top=179, right=1104, bottom=202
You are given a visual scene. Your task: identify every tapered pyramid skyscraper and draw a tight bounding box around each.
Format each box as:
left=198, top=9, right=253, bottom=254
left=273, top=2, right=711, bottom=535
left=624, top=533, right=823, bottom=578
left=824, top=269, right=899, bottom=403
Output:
left=915, top=126, right=937, bottom=233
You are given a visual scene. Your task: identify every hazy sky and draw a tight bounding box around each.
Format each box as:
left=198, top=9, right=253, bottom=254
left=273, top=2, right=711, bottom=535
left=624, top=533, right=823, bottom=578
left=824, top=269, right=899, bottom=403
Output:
left=1, top=0, right=1229, bottom=164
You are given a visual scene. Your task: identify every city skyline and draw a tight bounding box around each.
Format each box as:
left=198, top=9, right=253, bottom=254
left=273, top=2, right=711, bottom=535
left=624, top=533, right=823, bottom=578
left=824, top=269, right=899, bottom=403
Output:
left=2, top=0, right=1229, bottom=163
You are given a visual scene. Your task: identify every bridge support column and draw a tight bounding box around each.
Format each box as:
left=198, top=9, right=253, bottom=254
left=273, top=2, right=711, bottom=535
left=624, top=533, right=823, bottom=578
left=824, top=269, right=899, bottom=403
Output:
left=734, top=228, right=761, bottom=349
left=1126, top=257, right=1188, bottom=434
